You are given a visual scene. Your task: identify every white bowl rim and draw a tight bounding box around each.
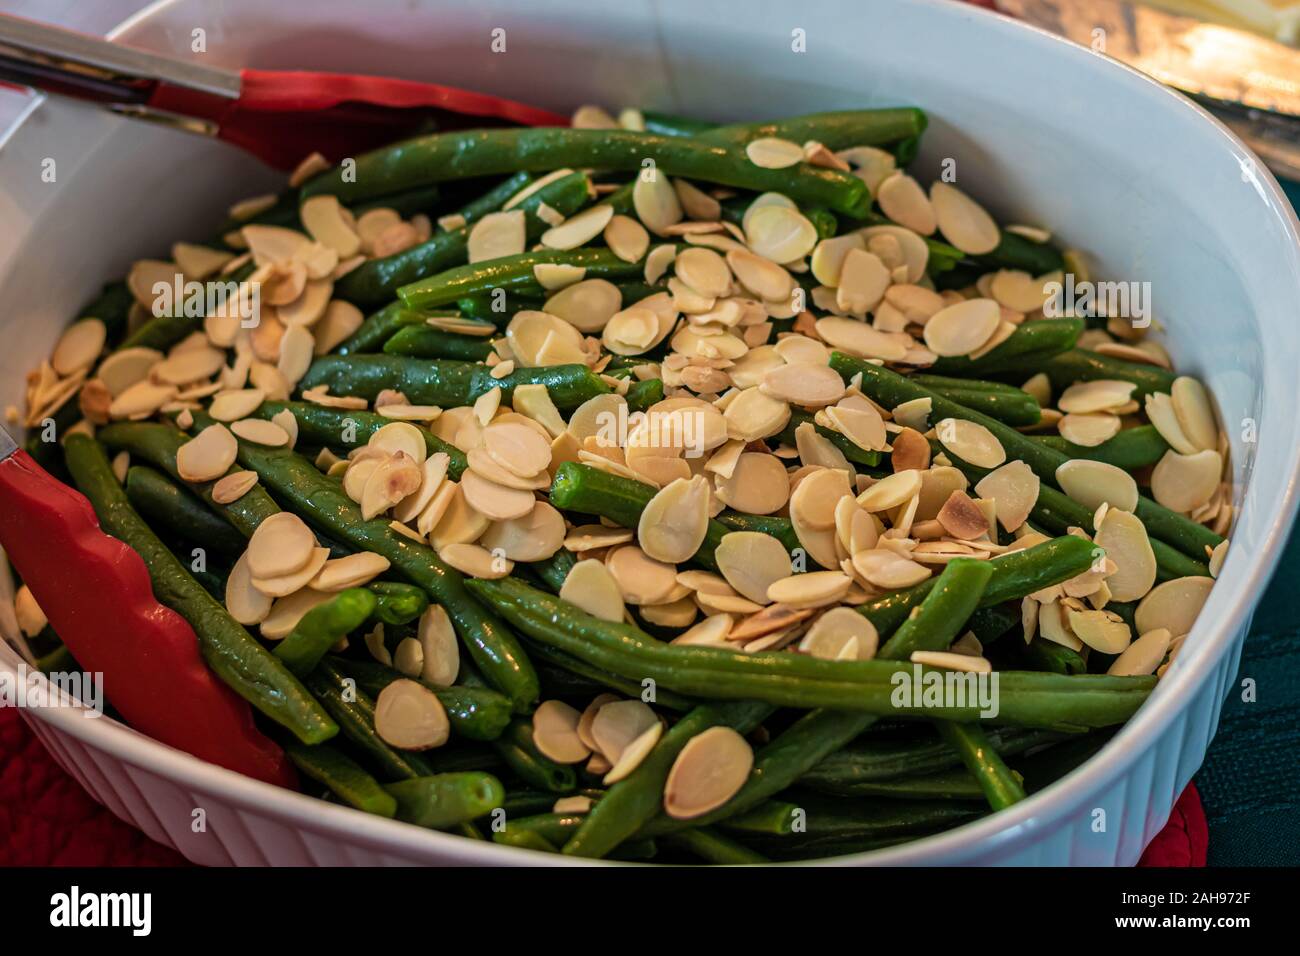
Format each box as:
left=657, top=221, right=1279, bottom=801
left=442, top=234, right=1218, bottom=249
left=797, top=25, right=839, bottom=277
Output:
left=2, top=0, right=1298, bottom=865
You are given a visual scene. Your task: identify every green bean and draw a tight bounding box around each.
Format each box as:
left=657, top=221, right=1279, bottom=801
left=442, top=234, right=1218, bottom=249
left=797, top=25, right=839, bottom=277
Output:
left=366, top=581, right=429, bottom=626
left=529, top=549, right=577, bottom=593
left=301, top=128, right=870, bottom=216
left=625, top=378, right=665, bottom=414
left=562, top=701, right=772, bottom=859
left=251, top=401, right=467, bottom=478
left=858, top=535, right=1097, bottom=638
left=381, top=325, right=495, bottom=361
left=1038, top=348, right=1177, bottom=398
left=1017, top=730, right=1114, bottom=793
left=281, top=739, right=397, bottom=817
left=385, top=773, right=505, bottom=830
left=911, top=379, right=1041, bottom=426
left=664, top=827, right=769, bottom=865
left=804, top=767, right=988, bottom=800
left=799, top=727, right=1060, bottom=793
left=299, top=355, right=610, bottom=411
left=740, top=797, right=984, bottom=857
left=525, top=641, right=694, bottom=712
left=334, top=302, right=456, bottom=355
left=1021, top=638, right=1089, bottom=675
left=716, top=801, right=802, bottom=836
left=492, top=718, right=577, bottom=793
left=79, top=281, right=136, bottom=347
left=123, top=466, right=247, bottom=558
left=934, top=721, right=1026, bottom=811
left=456, top=291, right=547, bottom=324
left=878, top=557, right=992, bottom=659
left=274, top=589, right=377, bottom=676
left=63, top=434, right=336, bottom=744
left=835, top=352, right=1222, bottom=561
left=1031, top=425, right=1169, bottom=471
left=337, top=170, right=591, bottom=307
left=967, top=603, right=1021, bottom=644
left=471, top=577, right=1155, bottom=727
left=189, top=409, right=538, bottom=711
left=117, top=261, right=255, bottom=350
left=925, top=319, right=1084, bottom=377
left=398, top=247, right=648, bottom=311
left=98, top=421, right=279, bottom=538
left=973, top=231, right=1066, bottom=275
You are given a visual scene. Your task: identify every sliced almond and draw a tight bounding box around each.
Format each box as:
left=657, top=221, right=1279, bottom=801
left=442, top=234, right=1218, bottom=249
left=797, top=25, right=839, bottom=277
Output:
left=439, top=542, right=513, bottom=579
left=857, top=469, right=923, bottom=513
left=1057, top=379, right=1136, bottom=414
left=1134, top=575, right=1214, bottom=637
left=374, top=679, right=449, bottom=751
left=672, top=613, right=734, bottom=647
left=1151, top=449, right=1221, bottom=513
left=212, top=470, right=259, bottom=505
left=745, top=137, right=804, bottom=169
left=835, top=248, right=890, bottom=314
left=259, top=587, right=333, bottom=640
left=761, top=362, right=845, bottom=408
left=930, top=182, right=999, bottom=255
left=814, top=316, right=909, bottom=362
left=1108, top=628, right=1172, bottom=677
left=461, top=467, right=536, bottom=521
left=559, top=558, right=626, bottom=622
left=225, top=552, right=273, bottom=625
left=532, top=700, right=591, bottom=763
left=468, top=210, right=526, bottom=263
left=766, top=571, right=852, bottom=608
left=799, top=606, right=878, bottom=660
left=936, top=418, right=1005, bottom=469
left=209, top=388, right=267, bottom=422
left=877, top=172, right=936, bottom=235
left=634, top=173, right=683, bottom=235
left=923, top=298, right=1000, bottom=357
left=300, top=195, right=362, bottom=257
left=937, top=490, right=989, bottom=539
left=1170, top=376, right=1218, bottom=452
left=542, top=203, right=614, bottom=251
left=910, top=650, right=992, bottom=673
left=714, top=531, right=793, bottom=606
left=1094, top=508, right=1157, bottom=603
left=605, top=214, right=651, bottom=263
left=1058, top=413, right=1121, bottom=447
left=1065, top=607, right=1131, bottom=654
left=51, top=319, right=106, bottom=376
left=1056, top=458, right=1138, bottom=512
left=746, top=205, right=817, bottom=263
left=311, top=551, right=391, bottom=591
left=604, top=722, right=664, bottom=784
left=723, top=386, right=791, bottom=442
left=591, top=699, right=659, bottom=764
left=176, top=424, right=238, bottom=482
left=663, top=727, right=753, bottom=819
left=852, top=549, right=930, bottom=589
left=638, top=476, right=710, bottom=564
left=231, top=417, right=290, bottom=447
left=361, top=452, right=423, bottom=520
left=251, top=546, right=330, bottom=598
left=973, top=460, right=1040, bottom=531
left=417, top=604, right=459, bottom=687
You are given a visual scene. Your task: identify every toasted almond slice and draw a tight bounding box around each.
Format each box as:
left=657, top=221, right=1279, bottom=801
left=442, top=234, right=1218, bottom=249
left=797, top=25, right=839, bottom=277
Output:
left=176, top=424, right=238, bottom=482
left=126, top=258, right=178, bottom=308
left=230, top=417, right=290, bottom=447
left=930, top=182, right=999, bottom=255
left=605, top=214, right=651, bottom=263
left=172, top=242, right=234, bottom=280
left=810, top=233, right=866, bottom=288
left=1144, top=392, right=1198, bottom=455
left=1058, top=412, right=1121, bottom=447
left=413, top=604, right=458, bottom=687
left=483, top=421, right=551, bottom=479
left=746, top=204, right=818, bottom=263
left=1209, top=539, right=1228, bottom=579
left=923, top=298, right=1000, bottom=357
left=714, top=531, right=793, bottom=606
left=374, top=679, right=449, bottom=750
left=592, top=699, right=659, bottom=764
left=634, top=173, right=684, bottom=236
left=564, top=524, right=635, bottom=552
left=209, top=388, right=266, bottom=422
left=745, top=136, right=804, bottom=169
left=973, top=460, right=1040, bottom=532
left=1135, top=576, right=1213, bottom=636
left=816, top=316, right=908, bottom=362
left=532, top=700, right=591, bottom=763
left=311, top=551, right=391, bottom=591
left=258, top=587, right=332, bottom=641
left=1066, top=607, right=1131, bottom=654
left=674, top=247, right=732, bottom=299
left=1151, top=449, right=1221, bottom=513
left=672, top=613, right=734, bottom=647
left=1094, top=508, right=1157, bottom=603
left=726, top=603, right=812, bottom=643
left=877, top=172, right=936, bottom=235
left=96, top=347, right=162, bottom=398
left=723, top=386, right=791, bottom=442
left=153, top=344, right=225, bottom=386
left=835, top=248, right=890, bottom=314
left=225, top=552, right=273, bottom=625
left=852, top=549, right=930, bottom=589
left=937, top=490, right=989, bottom=539
left=1057, top=379, right=1136, bottom=414
left=1056, top=458, right=1138, bottom=512
left=605, top=545, right=678, bottom=605
left=368, top=421, right=427, bottom=465
left=664, top=727, right=753, bottom=819
left=461, top=467, right=536, bottom=521
left=799, top=606, right=879, bottom=660
left=792, top=466, right=854, bottom=529
left=377, top=404, right=441, bottom=421
left=1108, top=628, right=1172, bottom=676
left=604, top=722, right=664, bottom=784
left=467, top=210, right=526, bottom=263
left=212, top=470, right=259, bottom=505
left=933, top=418, right=1004, bottom=469
left=543, top=278, right=623, bottom=334
left=246, top=511, right=316, bottom=579
left=479, top=501, right=565, bottom=563
left=51, top=319, right=106, bottom=376
left=300, top=195, right=362, bottom=257
left=760, top=361, right=845, bottom=408
left=638, top=476, right=710, bottom=564
left=766, top=571, right=852, bottom=608
left=560, top=558, right=626, bottom=622
left=641, top=595, right=699, bottom=628
left=576, top=694, right=621, bottom=753
left=393, top=637, right=424, bottom=677
left=541, top=203, right=614, bottom=251
left=251, top=546, right=330, bottom=598
left=910, top=650, right=992, bottom=673
left=439, top=542, right=513, bottom=579
left=989, top=269, right=1050, bottom=312
left=1170, top=376, right=1217, bottom=452
left=857, top=469, right=923, bottom=513
left=361, top=452, right=423, bottom=520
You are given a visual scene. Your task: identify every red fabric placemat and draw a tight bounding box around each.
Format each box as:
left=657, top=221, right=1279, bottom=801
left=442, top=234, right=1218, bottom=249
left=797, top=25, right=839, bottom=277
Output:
left=0, top=705, right=1205, bottom=866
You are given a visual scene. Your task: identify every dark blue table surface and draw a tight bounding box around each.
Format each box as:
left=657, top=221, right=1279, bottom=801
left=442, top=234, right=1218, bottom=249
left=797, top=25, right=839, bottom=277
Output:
left=1193, top=179, right=1300, bottom=866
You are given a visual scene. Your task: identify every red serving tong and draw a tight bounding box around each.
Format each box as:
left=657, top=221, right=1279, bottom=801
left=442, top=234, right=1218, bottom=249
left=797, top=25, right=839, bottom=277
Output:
left=0, top=13, right=568, bottom=169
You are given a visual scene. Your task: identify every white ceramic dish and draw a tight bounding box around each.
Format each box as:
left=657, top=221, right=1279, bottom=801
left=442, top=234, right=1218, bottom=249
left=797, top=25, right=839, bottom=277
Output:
left=1, top=0, right=1298, bottom=866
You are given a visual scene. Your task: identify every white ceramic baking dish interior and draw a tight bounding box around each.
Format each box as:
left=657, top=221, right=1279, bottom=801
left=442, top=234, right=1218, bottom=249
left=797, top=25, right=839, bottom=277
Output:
left=1, top=0, right=1297, bottom=866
